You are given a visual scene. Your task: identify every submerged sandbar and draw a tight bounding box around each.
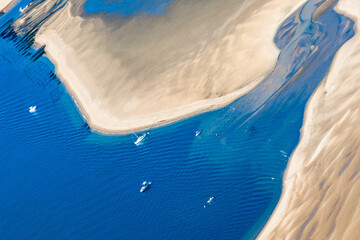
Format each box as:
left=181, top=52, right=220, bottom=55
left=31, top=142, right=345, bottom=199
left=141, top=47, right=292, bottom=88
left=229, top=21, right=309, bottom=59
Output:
left=258, top=0, right=360, bottom=239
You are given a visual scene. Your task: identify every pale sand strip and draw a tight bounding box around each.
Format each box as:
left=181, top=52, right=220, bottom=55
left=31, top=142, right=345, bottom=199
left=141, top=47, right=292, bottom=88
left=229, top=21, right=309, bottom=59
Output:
left=0, top=0, right=19, bottom=12
left=25, top=0, right=306, bottom=134
left=37, top=29, right=261, bottom=133
left=258, top=0, right=360, bottom=239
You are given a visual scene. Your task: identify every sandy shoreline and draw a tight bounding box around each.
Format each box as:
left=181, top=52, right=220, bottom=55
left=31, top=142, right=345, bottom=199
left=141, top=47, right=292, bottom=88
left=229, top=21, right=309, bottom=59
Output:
left=258, top=0, right=360, bottom=239
left=0, top=0, right=19, bottom=12
left=5, top=0, right=360, bottom=237
left=37, top=29, right=261, bottom=134
left=13, top=0, right=306, bottom=134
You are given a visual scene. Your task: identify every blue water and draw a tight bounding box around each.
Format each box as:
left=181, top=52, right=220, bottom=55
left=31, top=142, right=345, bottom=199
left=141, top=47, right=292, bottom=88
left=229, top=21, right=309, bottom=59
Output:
left=0, top=0, right=354, bottom=239
left=84, top=0, right=174, bottom=16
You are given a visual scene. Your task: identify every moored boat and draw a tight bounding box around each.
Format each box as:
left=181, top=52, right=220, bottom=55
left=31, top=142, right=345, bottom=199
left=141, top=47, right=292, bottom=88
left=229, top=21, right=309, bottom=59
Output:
left=140, top=181, right=151, bottom=192
left=29, top=106, right=37, bottom=113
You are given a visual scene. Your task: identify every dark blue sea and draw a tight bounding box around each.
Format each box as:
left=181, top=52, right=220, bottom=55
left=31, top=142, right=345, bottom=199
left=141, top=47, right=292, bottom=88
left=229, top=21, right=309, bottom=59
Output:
left=0, top=0, right=354, bottom=239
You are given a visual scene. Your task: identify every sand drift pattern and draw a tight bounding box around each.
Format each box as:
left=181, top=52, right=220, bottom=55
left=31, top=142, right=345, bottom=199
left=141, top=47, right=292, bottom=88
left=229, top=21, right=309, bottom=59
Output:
left=0, top=0, right=355, bottom=239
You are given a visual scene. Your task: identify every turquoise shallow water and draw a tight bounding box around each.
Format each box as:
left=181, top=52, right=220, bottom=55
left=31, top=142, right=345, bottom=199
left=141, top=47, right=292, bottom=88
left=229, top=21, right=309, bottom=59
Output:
left=0, top=0, right=354, bottom=239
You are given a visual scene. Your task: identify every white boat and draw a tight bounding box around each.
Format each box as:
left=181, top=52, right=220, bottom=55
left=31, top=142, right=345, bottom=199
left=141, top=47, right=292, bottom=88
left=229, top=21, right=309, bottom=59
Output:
left=29, top=106, right=37, bottom=113
left=207, top=197, right=214, bottom=204
left=134, top=132, right=148, bottom=146
left=204, top=196, right=214, bottom=208
left=140, top=181, right=151, bottom=192
left=19, top=5, right=28, bottom=13
left=195, top=130, right=202, bottom=137
left=280, top=150, right=288, bottom=158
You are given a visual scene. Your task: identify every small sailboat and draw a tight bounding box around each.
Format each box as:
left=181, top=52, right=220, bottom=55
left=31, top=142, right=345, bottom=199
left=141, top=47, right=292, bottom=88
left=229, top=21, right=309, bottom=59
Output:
left=29, top=106, right=37, bottom=113
left=140, top=181, right=151, bottom=192
left=19, top=5, right=28, bottom=13
left=134, top=132, right=149, bottom=146
left=195, top=130, right=202, bottom=137
left=204, top=196, right=215, bottom=208
left=130, top=115, right=159, bottom=145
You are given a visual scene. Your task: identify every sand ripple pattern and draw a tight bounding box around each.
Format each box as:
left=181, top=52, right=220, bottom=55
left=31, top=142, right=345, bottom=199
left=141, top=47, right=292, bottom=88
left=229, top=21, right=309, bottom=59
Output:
left=0, top=0, right=355, bottom=240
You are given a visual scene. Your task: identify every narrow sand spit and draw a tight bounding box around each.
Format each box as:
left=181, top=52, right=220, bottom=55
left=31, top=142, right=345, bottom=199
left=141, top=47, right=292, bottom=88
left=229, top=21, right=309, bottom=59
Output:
left=15, top=0, right=306, bottom=133
left=258, top=0, right=360, bottom=239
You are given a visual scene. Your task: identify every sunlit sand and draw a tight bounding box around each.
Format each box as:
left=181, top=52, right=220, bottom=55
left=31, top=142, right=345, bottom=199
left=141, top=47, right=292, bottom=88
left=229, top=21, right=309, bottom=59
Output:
left=258, top=0, right=360, bottom=239
left=0, top=0, right=19, bottom=12
left=15, top=0, right=305, bottom=133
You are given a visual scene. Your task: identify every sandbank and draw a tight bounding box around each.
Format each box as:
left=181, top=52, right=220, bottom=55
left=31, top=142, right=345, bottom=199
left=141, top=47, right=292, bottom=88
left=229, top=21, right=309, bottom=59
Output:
left=0, top=0, right=19, bottom=12
left=258, top=0, right=360, bottom=239
left=15, top=0, right=305, bottom=133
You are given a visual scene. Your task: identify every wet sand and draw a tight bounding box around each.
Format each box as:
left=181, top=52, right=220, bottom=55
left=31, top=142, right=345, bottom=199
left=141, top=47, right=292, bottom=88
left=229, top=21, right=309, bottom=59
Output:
left=258, top=0, right=360, bottom=239
left=15, top=0, right=305, bottom=133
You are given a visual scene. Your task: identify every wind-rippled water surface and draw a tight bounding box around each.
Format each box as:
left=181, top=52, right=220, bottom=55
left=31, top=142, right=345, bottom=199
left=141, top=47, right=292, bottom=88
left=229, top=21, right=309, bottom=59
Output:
left=0, top=0, right=354, bottom=239
left=84, top=0, right=174, bottom=15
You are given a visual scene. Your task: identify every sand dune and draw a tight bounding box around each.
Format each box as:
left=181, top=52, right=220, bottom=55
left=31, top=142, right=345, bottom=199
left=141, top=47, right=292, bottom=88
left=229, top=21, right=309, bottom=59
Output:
left=13, top=0, right=306, bottom=133
left=258, top=0, right=360, bottom=239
